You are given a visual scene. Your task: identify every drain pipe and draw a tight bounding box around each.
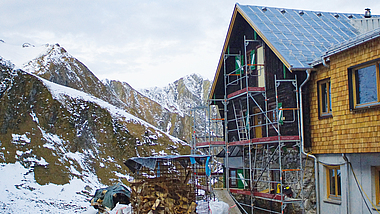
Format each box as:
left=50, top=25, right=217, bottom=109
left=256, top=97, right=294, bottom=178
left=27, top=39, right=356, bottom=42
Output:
left=299, top=69, right=320, bottom=214
left=322, top=56, right=329, bottom=68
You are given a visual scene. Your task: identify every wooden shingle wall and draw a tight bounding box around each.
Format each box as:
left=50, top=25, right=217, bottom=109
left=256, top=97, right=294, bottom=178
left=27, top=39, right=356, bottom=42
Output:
left=309, top=37, right=380, bottom=154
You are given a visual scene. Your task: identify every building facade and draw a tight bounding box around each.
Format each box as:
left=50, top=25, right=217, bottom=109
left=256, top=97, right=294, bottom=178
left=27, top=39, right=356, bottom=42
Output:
left=310, top=29, right=380, bottom=214
left=193, top=3, right=380, bottom=213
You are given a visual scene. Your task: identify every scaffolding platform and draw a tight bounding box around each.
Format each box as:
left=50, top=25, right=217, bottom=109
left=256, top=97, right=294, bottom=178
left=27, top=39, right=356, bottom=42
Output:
left=227, top=87, right=265, bottom=99
left=229, top=136, right=299, bottom=146
left=192, top=35, right=305, bottom=213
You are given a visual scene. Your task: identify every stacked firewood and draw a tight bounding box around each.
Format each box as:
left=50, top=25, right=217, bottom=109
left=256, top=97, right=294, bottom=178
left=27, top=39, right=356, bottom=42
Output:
left=130, top=176, right=197, bottom=214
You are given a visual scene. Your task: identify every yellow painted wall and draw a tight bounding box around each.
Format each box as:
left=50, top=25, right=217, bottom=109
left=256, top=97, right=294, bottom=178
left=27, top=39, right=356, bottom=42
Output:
left=309, top=37, right=380, bottom=154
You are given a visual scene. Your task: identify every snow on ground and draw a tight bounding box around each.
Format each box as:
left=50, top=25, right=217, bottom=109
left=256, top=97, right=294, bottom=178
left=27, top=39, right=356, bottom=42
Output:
left=0, top=162, right=229, bottom=214
left=0, top=162, right=99, bottom=213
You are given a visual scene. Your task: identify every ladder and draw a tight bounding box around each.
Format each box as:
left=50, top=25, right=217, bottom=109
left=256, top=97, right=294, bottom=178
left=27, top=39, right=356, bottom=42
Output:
left=232, top=100, right=248, bottom=141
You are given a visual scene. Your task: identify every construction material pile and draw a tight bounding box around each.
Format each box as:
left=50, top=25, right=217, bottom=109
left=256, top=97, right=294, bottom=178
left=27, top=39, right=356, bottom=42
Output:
left=130, top=177, right=197, bottom=213
left=124, top=155, right=211, bottom=214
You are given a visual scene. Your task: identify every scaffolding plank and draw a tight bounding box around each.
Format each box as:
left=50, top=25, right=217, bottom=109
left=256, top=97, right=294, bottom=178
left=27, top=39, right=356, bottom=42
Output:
left=228, top=136, right=299, bottom=146
left=251, top=135, right=299, bottom=143
left=229, top=189, right=283, bottom=200
left=227, top=87, right=265, bottom=99
left=195, top=141, right=225, bottom=147
left=229, top=139, right=250, bottom=146
left=229, top=188, right=251, bottom=196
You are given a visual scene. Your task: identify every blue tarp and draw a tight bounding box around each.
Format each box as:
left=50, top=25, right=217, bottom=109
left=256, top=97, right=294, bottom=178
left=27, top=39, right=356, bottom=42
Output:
left=124, top=155, right=212, bottom=175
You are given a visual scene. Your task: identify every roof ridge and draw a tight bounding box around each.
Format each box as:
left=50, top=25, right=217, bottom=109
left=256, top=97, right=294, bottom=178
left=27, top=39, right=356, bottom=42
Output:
left=239, top=4, right=366, bottom=16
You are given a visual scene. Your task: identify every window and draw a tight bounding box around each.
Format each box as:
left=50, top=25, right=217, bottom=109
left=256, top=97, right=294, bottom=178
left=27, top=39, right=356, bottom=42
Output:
left=230, top=170, right=237, bottom=188
left=318, top=78, right=332, bottom=117
left=349, top=60, right=380, bottom=109
left=377, top=170, right=380, bottom=205
left=372, top=166, right=380, bottom=206
left=326, top=166, right=341, bottom=200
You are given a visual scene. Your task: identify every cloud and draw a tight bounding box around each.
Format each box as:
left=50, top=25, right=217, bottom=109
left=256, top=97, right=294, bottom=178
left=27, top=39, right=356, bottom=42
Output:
left=1, top=0, right=380, bottom=89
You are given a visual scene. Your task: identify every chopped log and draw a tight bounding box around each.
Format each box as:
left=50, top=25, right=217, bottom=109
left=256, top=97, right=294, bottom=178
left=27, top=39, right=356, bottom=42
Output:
left=130, top=176, right=197, bottom=214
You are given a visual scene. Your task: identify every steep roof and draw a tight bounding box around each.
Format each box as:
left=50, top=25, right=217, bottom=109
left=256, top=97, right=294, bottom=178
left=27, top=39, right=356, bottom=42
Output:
left=210, top=4, right=377, bottom=98
left=237, top=4, right=365, bottom=69
left=318, top=27, right=380, bottom=61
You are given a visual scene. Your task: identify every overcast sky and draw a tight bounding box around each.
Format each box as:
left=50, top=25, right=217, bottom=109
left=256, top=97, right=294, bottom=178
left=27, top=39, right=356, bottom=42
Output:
left=1, top=0, right=379, bottom=89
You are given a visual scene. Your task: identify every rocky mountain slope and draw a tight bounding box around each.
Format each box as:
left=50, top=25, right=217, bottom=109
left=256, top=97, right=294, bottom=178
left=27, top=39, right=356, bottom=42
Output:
left=140, top=74, right=211, bottom=116
left=105, top=74, right=212, bottom=142
left=20, top=44, right=210, bottom=143
left=0, top=43, right=194, bottom=212
left=22, top=44, right=128, bottom=111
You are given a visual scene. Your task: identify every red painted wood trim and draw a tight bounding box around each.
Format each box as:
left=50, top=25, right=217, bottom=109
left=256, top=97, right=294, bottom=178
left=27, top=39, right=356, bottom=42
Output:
left=227, top=87, right=265, bottom=99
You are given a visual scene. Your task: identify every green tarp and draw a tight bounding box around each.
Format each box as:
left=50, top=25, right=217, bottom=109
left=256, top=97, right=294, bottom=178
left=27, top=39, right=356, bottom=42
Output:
left=91, top=183, right=131, bottom=211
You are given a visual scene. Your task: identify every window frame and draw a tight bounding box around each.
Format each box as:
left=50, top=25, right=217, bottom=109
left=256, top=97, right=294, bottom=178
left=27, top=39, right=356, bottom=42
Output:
left=230, top=169, right=238, bottom=188
left=372, top=166, right=380, bottom=206
left=326, top=166, right=341, bottom=200
left=348, top=59, right=380, bottom=110
left=317, top=78, right=332, bottom=119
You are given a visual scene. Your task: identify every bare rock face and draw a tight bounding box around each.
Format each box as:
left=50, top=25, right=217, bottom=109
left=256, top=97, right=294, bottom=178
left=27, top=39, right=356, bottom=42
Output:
left=23, top=44, right=210, bottom=143
left=23, top=44, right=127, bottom=111
left=0, top=62, right=189, bottom=188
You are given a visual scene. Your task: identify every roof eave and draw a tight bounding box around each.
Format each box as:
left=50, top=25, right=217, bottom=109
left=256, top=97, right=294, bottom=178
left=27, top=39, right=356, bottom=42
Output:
left=209, top=4, right=240, bottom=100
left=289, top=67, right=316, bottom=72
left=313, top=28, right=380, bottom=67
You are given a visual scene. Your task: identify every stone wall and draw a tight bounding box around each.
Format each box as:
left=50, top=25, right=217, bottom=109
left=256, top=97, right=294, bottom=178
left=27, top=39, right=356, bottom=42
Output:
left=237, top=147, right=317, bottom=213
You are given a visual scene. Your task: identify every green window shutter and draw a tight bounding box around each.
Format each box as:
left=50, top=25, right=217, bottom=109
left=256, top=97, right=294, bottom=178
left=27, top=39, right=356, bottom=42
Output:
left=278, top=102, right=283, bottom=125
left=250, top=50, right=256, bottom=70
left=235, top=55, right=243, bottom=74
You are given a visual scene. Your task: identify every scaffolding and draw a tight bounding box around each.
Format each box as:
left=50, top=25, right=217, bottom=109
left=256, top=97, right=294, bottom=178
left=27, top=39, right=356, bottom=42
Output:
left=192, top=35, right=305, bottom=213
left=191, top=104, right=225, bottom=189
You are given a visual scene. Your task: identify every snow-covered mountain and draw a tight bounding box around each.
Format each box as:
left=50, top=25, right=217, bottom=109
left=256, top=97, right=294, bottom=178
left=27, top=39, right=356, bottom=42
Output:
left=1, top=42, right=210, bottom=143
left=22, top=44, right=130, bottom=114
left=140, top=74, right=211, bottom=117
left=0, top=42, right=198, bottom=213
left=103, top=74, right=212, bottom=143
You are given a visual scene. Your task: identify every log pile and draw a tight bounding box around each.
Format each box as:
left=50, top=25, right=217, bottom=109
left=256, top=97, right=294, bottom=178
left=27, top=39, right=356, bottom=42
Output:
left=130, top=176, right=197, bottom=214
